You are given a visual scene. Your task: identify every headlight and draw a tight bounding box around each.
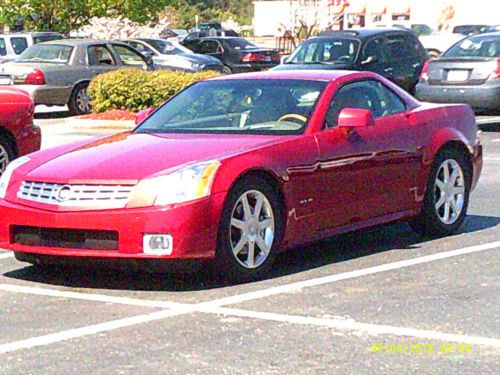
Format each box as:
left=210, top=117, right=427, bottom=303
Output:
left=0, top=156, right=31, bottom=199
left=128, top=160, right=220, bottom=208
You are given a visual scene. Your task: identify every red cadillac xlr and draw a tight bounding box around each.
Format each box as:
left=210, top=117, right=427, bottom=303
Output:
left=0, top=71, right=482, bottom=279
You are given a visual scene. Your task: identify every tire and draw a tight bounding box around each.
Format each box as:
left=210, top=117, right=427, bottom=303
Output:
left=0, top=136, right=15, bottom=176
left=222, top=65, right=232, bottom=74
left=68, top=83, right=91, bottom=115
left=409, top=148, right=471, bottom=237
left=216, top=177, right=284, bottom=281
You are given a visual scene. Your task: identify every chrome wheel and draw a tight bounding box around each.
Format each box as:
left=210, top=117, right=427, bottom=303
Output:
left=0, top=143, right=9, bottom=175
left=76, top=87, right=91, bottom=113
left=230, top=190, right=275, bottom=269
left=434, top=159, right=465, bottom=225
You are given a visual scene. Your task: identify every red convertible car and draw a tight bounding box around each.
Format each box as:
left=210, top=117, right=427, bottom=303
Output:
left=0, top=87, right=41, bottom=175
left=0, top=71, right=482, bottom=280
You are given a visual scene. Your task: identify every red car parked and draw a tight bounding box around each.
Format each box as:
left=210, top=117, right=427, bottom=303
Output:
left=0, top=87, right=41, bottom=175
left=0, top=71, right=482, bottom=280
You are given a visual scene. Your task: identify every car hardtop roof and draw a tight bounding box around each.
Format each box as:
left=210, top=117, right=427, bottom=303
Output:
left=317, top=27, right=415, bottom=39
left=468, top=31, right=500, bottom=38
left=40, top=39, right=128, bottom=46
left=208, top=69, right=371, bottom=82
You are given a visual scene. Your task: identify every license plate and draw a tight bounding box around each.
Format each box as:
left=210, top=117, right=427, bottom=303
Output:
left=264, top=56, right=271, bottom=62
left=447, top=70, right=469, bottom=82
left=0, top=75, right=11, bottom=85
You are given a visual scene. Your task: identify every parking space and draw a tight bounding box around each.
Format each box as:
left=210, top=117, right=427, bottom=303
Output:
left=0, top=117, right=498, bottom=373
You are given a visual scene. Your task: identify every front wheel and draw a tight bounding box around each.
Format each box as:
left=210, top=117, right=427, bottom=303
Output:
left=216, top=177, right=284, bottom=281
left=409, top=148, right=471, bottom=237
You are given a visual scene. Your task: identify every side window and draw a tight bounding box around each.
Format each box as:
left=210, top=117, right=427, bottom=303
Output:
left=10, top=37, right=28, bottom=54
left=325, top=81, right=380, bottom=128
left=384, top=36, right=411, bottom=60
left=88, top=46, right=116, bottom=66
left=401, top=35, right=420, bottom=58
left=200, top=41, right=220, bottom=54
left=362, top=38, right=386, bottom=63
left=112, top=44, right=147, bottom=66
left=128, top=42, right=150, bottom=54
left=325, top=80, right=407, bottom=127
left=372, top=82, right=407, bottom=116
left=0, top=38, right=6, bottom=56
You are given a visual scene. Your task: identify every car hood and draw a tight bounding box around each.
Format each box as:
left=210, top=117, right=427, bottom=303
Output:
left=24, top=132, right=289, bottom=184
left=272, top=62, right=351, bottom=70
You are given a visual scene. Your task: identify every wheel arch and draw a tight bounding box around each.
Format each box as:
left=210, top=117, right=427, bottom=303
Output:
left=0, top=125, right=18, bottom=157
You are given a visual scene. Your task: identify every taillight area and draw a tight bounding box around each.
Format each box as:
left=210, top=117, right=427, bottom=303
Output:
left=420, top=61, right=429, bottom=82
left=494, top=59, right=500, bottom=79
left=24, top=69, right=45, bottom=85
left=242, top=53, right=265, bottom=62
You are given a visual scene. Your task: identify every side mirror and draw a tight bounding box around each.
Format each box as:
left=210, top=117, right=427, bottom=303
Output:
left=361, top=55, right=378, bottom=65
left=135, top=107, right=155, bottom=125
left=338, top=108, right=375, bottom=128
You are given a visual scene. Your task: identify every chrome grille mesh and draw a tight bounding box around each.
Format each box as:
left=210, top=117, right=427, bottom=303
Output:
left=17, top=181, right=133, bottom=208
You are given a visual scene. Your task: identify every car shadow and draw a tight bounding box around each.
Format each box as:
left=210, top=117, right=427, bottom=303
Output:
left=34, top=110, right=71, bottom=120
left=3, top=214, right=499, bottom=292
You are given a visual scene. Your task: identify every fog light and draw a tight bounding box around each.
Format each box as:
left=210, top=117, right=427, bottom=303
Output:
left=143, top=234, right=173, bottom=255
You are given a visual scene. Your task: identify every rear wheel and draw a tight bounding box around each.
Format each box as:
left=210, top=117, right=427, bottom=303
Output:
left=410, top=148, right=471, bottom=237
left=68, top=83, right=91, bottom=115
left=222, top=65, right=232, bottom=74
left=0, top=137, right=15, bottom=176
left=216, top=177, right=284, bottom=281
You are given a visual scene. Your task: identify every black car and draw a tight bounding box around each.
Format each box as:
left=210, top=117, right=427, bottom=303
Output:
left=182, top=37, right=280, bottom=74
left=273, top=28, right=428, bottom=93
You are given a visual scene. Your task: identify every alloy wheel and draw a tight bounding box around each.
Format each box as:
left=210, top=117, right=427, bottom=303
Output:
left=0, top=143, right=9, bottom=175
left=230, top=190, right=275, bottom=269
left=76, top=87, right=91, bottom=113
left=434, top=159, right=465, bottom=225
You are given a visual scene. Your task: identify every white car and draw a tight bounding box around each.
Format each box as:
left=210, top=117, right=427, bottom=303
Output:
left=419, top=33, right=466, bottom=58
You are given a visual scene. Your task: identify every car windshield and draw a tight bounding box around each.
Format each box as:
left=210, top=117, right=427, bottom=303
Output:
left=444, top=36, right=500, bottom=58
left=135, top=79, right=327, bottom=135
left=17, top=44, right=73, bottom=63
left=142, top=39, right=192, bottom=54
left=225, top=38, right=258, bottom=50
left=287, top=38, right=359, bottom=65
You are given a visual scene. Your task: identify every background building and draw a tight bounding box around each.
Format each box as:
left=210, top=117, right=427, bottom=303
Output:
left=253, top=0, right=499, bottom=36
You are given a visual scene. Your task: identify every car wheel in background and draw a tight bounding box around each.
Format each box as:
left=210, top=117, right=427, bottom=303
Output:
left=68, top=83, right=92, bottom=115
left=410, top=148, right=471, bottom=237
left=216, top=176, right=284, bottom=281
left=222, top=65, right=232, bottom=74
left=0, top=137, right=14, bottom=175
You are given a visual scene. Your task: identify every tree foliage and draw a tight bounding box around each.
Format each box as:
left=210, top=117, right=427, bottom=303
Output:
left=0, top=0, right=254, bottom=33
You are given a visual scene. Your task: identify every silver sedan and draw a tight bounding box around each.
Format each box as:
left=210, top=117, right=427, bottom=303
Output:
left=0, top=39, right=152, bottom=115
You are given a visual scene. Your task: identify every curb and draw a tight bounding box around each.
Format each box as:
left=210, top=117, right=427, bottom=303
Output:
left=71, top=119, right=136, bottom=132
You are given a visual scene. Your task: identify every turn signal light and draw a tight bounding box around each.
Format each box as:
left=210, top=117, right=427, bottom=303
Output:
left=420, top=61, right=429, bottom=81
left=494, top=60, right=500, bottom=79
left=24, top=69, right=45, bottom=85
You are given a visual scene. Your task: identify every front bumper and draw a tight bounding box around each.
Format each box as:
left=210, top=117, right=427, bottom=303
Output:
left=415, top=82, right=500, bottom=111
left=0, top=193, right=227, bottom=260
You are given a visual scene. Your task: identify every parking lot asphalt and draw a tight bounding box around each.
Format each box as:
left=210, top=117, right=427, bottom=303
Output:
left=0, top=111, right=498, bottom=374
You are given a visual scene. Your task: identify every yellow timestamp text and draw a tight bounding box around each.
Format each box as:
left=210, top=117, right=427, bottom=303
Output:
left=370, top=343, right=472, bottom=354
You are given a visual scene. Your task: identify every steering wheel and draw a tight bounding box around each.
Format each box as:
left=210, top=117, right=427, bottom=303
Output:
left=277, top=114, right=308, bottom=123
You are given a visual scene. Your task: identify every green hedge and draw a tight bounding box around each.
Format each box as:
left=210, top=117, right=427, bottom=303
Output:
left=88, top=69, right=222, bottom=113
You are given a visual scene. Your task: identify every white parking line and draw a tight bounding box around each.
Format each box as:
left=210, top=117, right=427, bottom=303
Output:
left=205, top=241, right=500, bottom=308
left=203, top=307, right=500, bottom=348
left=0, top=241, right=498, bottom=354
left=0, top=252, right=14, bottom=260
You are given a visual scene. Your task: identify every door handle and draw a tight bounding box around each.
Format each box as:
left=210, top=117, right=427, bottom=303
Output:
left=384, top=67, right=394, bottom=74
left=412, top=63, right=421, bottom=68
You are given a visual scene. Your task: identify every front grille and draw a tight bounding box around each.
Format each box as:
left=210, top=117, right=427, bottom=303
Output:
left=11, top=225, right=118, bottom=250
left=17, top=181, right=133, bottom=208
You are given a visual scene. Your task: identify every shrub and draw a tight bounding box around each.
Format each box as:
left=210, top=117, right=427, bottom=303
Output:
left=88, top=69, right=221, bottom=113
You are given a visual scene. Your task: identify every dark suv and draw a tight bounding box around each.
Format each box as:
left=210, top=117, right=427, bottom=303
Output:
left=274, top=28, right=428, bottom=93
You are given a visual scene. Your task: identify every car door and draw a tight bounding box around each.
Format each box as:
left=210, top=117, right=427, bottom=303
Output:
left=199, top=40, right=226, bottom=63
left=110, top=43, right=149, bottom=70
left=383, top=33, right=421, bottom=91
left=314, top=79, right=419, bottom=230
